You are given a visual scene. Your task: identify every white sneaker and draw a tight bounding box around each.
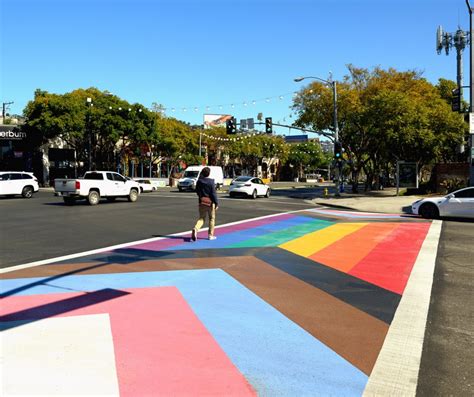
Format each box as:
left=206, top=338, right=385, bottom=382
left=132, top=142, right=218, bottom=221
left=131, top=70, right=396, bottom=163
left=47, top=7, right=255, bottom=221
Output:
left=208, top=236, right=217, bottom=240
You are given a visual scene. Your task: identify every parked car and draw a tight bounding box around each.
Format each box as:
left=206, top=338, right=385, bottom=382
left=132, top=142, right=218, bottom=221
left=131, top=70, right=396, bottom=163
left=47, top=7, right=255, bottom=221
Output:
left=178, top=165, right=224, bottom=191
left=54, top=171, right=140, bottom=205
left=134, top=179, right=155, bottom=193
left=229, top=176, right=271, bottom=199
left=0, top=171, right=39, bottom=198
left=411, top=187, right=474, bottom=219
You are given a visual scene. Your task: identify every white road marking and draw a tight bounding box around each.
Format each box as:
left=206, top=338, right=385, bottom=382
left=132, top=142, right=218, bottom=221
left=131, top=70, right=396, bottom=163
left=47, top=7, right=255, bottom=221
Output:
left=363, top=220, right=442, bottom=396
left=1, top=314, right=120, bottom=396
left=0, top=209, right=311, bottom=273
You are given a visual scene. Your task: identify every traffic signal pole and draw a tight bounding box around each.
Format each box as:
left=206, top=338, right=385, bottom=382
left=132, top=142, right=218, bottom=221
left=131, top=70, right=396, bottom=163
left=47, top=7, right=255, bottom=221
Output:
left=467, top=0, right=474, bottom=185
left=332, top=81, right=341, bottom=196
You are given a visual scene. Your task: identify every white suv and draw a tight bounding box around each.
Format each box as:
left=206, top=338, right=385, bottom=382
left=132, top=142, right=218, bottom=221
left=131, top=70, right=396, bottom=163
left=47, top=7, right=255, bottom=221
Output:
left=0, top=171, right=39, bottom=198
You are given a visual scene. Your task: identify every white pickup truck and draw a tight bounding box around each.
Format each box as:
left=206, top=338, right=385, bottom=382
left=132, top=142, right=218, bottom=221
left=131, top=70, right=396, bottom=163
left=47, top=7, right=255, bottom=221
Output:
left=54, top=171, right=140, bottom=205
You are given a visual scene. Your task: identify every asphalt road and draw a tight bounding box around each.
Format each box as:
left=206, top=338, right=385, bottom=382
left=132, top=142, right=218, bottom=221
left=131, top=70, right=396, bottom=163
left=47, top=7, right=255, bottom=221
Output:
left=0, top=188, right=317, bottom=269
left=416, top=219, right=474, bottom=397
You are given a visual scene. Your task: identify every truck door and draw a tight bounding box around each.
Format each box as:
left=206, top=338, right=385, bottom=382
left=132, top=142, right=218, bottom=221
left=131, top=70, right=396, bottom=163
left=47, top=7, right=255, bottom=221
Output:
left=112, top=173, right=128, bottom=195
left=105, top=172, right=121, bottom=196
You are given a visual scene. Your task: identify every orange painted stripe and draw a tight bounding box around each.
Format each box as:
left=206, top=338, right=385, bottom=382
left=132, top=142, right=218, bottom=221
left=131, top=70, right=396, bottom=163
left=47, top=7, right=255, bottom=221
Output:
left=309, top=223, right=400, bottom=273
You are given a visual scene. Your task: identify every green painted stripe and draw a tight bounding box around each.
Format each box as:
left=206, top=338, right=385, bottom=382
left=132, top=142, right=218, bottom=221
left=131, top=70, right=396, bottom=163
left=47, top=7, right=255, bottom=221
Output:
left=229, top=219, right=333, bottom=248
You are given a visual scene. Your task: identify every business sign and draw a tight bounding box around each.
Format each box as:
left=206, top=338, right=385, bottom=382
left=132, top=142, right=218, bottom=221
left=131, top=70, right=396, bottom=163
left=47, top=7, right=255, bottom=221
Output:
left=203, top=114, right=232, bottom=129
left=0, top=126, right=27, bottom=140
left=285, top=135, right=308, bottom=143
left=397, top=161, right=418, bottom=188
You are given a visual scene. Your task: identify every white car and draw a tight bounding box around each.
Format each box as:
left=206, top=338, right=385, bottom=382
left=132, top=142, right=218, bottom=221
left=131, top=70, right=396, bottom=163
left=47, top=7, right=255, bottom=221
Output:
left=0, top=171, right=39, bottom=198
left=135, top=179, right=155, bottom=193
left=411, top=187, right=474, bottom=219
left=229, top=176, right=271, bottom=199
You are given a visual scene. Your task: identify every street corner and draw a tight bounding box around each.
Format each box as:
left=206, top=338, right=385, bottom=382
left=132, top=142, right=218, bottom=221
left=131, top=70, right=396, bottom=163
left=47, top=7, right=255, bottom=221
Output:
left=1, top=210, right=440, bottom=396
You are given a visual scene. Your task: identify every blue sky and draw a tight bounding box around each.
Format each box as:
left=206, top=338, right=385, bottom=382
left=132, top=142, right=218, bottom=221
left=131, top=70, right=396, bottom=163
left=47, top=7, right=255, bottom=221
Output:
left=0, top=0, right=470, bottom=135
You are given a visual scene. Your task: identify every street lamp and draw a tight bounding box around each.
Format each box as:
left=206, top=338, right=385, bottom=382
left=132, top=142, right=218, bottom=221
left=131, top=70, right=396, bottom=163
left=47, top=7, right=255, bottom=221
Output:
left=294, top=75, right=340, bottom=195
left=86, top=97, right=93, bottom=171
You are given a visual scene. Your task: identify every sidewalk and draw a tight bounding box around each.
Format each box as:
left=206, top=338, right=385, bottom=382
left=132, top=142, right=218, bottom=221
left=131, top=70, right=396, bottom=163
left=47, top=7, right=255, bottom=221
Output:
left=313, top=188, right=423, bottom=214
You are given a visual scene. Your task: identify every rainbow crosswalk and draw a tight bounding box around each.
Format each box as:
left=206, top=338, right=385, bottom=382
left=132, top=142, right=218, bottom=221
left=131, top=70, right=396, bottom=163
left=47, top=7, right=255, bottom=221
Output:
left=1, top=210, right=433, bottom=396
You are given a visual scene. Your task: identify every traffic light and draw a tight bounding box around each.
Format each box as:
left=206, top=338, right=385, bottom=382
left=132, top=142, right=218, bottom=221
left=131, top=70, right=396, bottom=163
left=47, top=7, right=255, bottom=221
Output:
left=265, top=117, right=272, bottom=134
left=452, top=88, right=461, bottom=112
left=334, top=141, right=343, bottom=160
left=226, top=117, right=237, bottom=134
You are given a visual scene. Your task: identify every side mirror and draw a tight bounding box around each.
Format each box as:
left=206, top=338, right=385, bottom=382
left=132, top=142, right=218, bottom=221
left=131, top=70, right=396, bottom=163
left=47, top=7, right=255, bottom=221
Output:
left=447, top=193, right=454, bottom=199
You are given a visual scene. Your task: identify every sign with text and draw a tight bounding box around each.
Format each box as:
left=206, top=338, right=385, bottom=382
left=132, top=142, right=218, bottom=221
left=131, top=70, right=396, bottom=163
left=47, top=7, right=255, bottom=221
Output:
left=284, top=135, right=308, bottom=143
left=0, top=126, right=26, bottom=140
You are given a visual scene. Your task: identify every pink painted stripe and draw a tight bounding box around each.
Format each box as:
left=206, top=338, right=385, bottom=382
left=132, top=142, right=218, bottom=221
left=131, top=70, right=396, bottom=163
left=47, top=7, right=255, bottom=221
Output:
left=349, top=223, right=431, bottom=294
left=1, top=288, right=256, bottom=396
left=132, top=213, right=295, bottom=251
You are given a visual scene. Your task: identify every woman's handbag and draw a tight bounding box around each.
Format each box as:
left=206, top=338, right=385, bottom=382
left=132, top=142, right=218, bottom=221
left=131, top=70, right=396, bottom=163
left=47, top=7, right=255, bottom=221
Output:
left=199, top=196, right=213, bottom=207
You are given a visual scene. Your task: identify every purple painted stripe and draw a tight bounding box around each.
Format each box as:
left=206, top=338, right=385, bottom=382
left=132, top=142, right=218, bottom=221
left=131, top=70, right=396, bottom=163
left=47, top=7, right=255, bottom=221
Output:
left=131, top=213, right=296, bottom=252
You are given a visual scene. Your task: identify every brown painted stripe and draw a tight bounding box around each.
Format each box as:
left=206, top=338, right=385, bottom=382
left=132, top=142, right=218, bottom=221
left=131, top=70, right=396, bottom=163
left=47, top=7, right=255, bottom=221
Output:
left=3, top=256, right=388, bottom=375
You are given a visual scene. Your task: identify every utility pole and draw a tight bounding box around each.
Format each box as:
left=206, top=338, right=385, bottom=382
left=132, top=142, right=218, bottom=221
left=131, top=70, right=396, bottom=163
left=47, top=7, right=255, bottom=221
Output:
left=437, top=12, right=474, bottom=186
left=2, top=101, right=14, bottom=119
left=467, top=0, right=474, bottom=185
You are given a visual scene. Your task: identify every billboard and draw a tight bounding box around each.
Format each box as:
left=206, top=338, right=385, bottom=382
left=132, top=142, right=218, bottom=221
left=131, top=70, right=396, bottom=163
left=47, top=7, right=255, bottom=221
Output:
left=203, top=114, right=232, bottom=129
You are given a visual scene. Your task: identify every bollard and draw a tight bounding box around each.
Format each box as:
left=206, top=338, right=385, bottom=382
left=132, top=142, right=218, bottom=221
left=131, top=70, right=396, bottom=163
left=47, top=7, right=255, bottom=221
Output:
left=323, top=188, right=329, bottom=198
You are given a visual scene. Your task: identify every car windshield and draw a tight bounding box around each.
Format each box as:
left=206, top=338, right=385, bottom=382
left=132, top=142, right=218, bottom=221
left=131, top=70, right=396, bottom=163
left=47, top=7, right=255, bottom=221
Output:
left=184, top=171, right=199, bottom=178
left=235, top=176, right=252, bottom=182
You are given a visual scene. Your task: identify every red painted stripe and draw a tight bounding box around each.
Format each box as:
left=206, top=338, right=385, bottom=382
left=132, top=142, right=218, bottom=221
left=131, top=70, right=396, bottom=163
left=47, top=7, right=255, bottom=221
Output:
left=349, top=223, right=431, bottom=294
left=1, top=288, right=256, bottom=396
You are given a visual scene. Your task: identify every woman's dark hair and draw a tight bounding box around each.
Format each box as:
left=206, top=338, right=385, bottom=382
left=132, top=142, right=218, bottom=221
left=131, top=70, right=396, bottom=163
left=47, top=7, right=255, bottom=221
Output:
left=200, top=167, right=211, bottom=178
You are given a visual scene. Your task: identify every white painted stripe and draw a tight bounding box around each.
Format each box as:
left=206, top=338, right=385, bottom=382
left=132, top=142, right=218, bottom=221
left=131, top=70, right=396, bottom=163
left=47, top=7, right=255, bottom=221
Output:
left=363, top=220, right=442, bottom=397
left=0, top=209, right=309, bottom=274
left=1, top=314, right=120, bottom=396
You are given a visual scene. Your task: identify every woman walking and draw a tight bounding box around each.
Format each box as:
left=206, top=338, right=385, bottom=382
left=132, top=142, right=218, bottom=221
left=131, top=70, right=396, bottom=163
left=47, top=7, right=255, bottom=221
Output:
left=191, top=167, right=219, bottom=241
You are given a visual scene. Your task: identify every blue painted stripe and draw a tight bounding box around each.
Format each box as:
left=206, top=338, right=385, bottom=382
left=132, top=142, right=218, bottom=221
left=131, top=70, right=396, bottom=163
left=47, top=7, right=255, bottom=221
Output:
left=2, top=270, right=367, bottom=396
left=167, top=216, right=317, bottom=251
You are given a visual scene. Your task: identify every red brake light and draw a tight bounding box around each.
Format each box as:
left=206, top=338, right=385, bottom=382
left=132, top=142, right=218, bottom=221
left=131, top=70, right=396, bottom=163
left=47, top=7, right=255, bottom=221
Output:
left=75, top=181, right=80, bottom=189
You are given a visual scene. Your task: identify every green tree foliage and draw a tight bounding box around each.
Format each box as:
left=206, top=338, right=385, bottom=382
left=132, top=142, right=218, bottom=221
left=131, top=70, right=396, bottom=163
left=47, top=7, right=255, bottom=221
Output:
left=292, top=66, right=467, bottom=190
left=286, top=141, right=327, bottom=179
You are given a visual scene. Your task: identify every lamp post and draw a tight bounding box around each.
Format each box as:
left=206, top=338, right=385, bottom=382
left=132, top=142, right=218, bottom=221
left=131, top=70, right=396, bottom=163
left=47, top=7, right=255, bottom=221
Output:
left=86, top=97, right=93, bottom=171
left=149, top=144, right=154, bottom=177
left=294, top=75, right=340, bottom=195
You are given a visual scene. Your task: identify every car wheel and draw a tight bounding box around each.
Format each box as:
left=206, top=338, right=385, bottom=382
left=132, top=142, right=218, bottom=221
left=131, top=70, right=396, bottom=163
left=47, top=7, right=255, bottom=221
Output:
left=419, top=203, right=439, bottom=219
left=251, top=189, right=257, bottom=199
left=128, top=188, right=139, bottom=202
left=63, top=197, right=75, bottom=206
left=229, top=192, right=235, bottom=198
left=265, top=188, right=271, bottom=198
left=178, top=187, right=183, bottom=192
left=88, top=190, right=100, bottom=205
left=21, top=186, right=34, bottom=198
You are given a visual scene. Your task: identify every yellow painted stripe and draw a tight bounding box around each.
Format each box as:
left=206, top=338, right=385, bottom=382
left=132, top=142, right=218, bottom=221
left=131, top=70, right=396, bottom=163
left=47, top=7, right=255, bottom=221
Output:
left=279, top=223, right=368, bottom=258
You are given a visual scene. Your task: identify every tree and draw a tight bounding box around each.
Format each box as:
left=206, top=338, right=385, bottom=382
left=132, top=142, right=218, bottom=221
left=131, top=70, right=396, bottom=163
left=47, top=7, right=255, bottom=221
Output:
left=285, top=141, right=327, bottom=179
left=292, top=66, right=467, bottom=191
left=23, top=88, right=156, bottom=171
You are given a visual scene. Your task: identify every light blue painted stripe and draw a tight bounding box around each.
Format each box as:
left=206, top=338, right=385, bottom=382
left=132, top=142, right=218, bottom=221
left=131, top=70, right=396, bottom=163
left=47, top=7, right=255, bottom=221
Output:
left=167, top=215, right=317, bottom=250
left=1, top=270, right=367, bottom=396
